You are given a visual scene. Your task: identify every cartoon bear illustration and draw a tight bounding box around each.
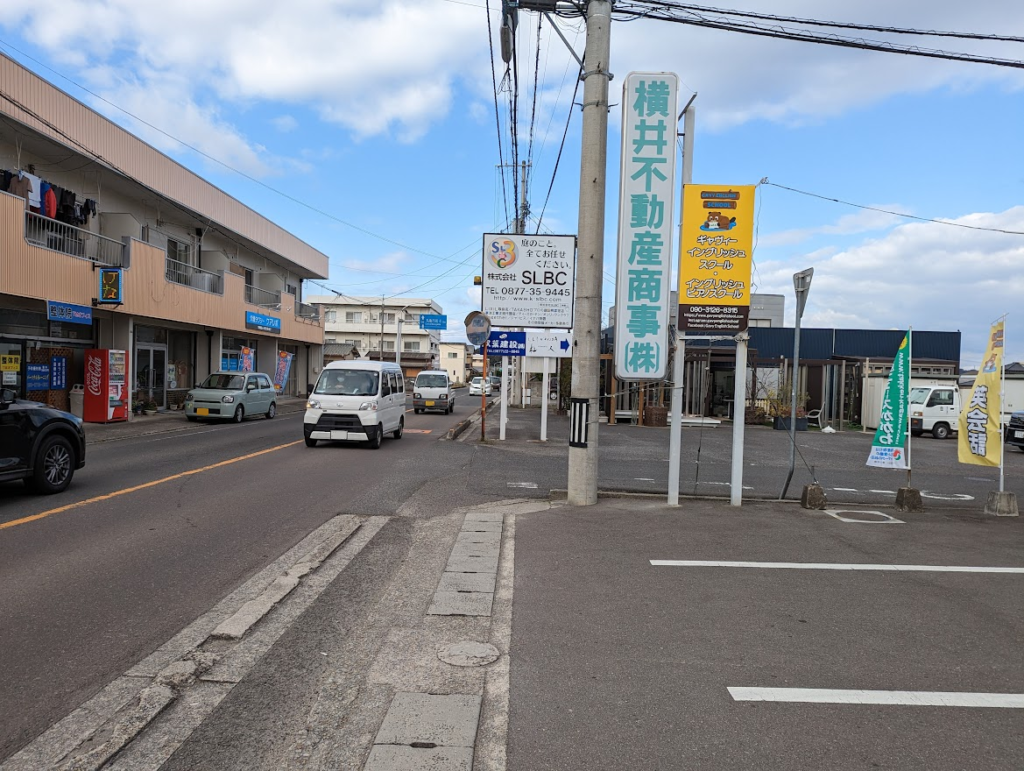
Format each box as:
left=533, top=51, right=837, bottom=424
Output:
left=703, top=211, right=736, bottom=230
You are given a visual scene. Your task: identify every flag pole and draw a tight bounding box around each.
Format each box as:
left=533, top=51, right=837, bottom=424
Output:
left=907, top=327, right=913, bottom=488
left=999, top=319, right=1006, bottom=493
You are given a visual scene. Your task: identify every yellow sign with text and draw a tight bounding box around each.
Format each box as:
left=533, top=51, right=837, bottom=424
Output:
left=1, top=354, right=21, bottom=372
left=678, top=184, right=755, bottom=332
left=958, top=321, right=1004, bottom=466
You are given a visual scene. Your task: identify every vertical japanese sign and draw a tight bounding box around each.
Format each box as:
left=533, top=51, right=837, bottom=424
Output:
left=958, top=321, right=1003, bottom=466
left=239, top=347, right=254, bottom=372
left=866, top=333, right=910, bottom=468
left=678, top=184, right=755, bottom=332
left=273, top=351, right=294, bottom=393
left=614, top=72, right=678, bottom=381
left=98, top=267, right=123, bottom=304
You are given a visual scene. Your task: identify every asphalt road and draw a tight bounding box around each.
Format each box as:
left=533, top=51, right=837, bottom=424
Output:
left=509, top=499, right=1024, bottom=770
left=0, top=395, right=471, bottom=763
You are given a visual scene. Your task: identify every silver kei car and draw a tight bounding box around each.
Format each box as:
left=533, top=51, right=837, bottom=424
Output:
left=184, top=371, right=278, bottom=423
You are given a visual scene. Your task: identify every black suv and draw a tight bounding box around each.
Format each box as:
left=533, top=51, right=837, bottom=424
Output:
left=0, top=388, right=86, bottom=494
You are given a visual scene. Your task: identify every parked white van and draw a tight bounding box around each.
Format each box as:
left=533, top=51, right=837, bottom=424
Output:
left=910, top=384, right=961, bottom=440
left=304, top=361, right=405, bottom=449
left=413, top=370, right=454, bottom=414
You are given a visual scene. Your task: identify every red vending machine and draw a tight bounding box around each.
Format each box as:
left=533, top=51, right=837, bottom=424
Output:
left=84, top=349, right=129, bottom=423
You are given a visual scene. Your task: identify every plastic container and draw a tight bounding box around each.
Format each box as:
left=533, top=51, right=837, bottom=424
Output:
left=69, top=384, right=84, bottom=418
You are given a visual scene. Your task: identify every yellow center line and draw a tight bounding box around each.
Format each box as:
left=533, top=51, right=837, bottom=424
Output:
left=0, top=440, right=302, bottom=532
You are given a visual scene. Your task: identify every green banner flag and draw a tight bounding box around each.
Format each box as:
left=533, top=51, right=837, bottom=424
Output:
left=866, top=333, right=909, bottom=469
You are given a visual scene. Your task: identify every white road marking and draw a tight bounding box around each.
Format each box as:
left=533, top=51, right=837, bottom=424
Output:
left=728, top=687, right=1024, bottom=708
left=823, top=509, right=904, bottom=524
left=869, top=489, right=895, bottom=494
left=634, top=478, right=656, bottom=482
left=921, top=491, right=974, bottom=501
left=831, top=487, right=860, bottom=492
left=507, top=482, right=538, bottom=489
left=649, top=560, right=1024, bottom=573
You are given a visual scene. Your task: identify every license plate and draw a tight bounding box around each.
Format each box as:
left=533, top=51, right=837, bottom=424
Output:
left=426, top=400, right=435, bottom=406
left=1015, top=431, right=1023, bottom=439
left=330, top=430, right=349, bottom=440
left=197, top=408, right=209, bottom=416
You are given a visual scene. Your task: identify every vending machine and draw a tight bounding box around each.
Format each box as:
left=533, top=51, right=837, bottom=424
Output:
left=84, top=349, right=129, bottom=423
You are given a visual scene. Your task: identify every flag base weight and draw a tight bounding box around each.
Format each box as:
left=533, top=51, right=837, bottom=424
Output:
left=895, top=487, right=923, bottom=512
left=985, top=491, right=1019, bottom=517
left=800, top=484, right=827, bottom=510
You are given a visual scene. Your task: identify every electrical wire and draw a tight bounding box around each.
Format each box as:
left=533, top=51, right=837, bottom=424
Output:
left=485, top=0, right=511, bottom=233
left=762, top=179, right=1024, bottom=236
left=535, top=63, right=583, bottom=233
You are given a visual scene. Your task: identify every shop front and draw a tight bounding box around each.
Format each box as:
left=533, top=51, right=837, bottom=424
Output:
left=133, top=324, right=195, bottom=410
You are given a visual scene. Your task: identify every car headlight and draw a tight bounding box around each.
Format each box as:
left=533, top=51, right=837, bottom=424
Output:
left=222, top=395, right=235, bottom=403
left=414, top=392, right=421, bottom=398
left=186, top=392, right=195, bottom=401
left=912, top=410, right=922, bottom=417
left=358, top=400, right=378, bottom=411
left=307, top=399, right=321, bottom=409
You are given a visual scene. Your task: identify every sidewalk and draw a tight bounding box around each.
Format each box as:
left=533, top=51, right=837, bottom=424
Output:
left=82, top=395, right=308, bottom=443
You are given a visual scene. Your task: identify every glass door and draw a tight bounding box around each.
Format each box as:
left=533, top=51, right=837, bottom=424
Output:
left=135, top=345, right=168, bottom=409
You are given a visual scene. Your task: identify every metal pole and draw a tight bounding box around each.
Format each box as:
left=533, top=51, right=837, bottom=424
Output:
left=781, top=307, right=803, bottom=498
left=396, top=318, right=403, bottom=372
left=667, top=102, right=695, bottom=506
left=1000, top=323, right=1006, bottom=492
left=731, top=333, right=749, bottom=506
left=541, top=356, right=550, bottom=441
left=481, top=341, right=488, bottom=441
left=907, top=326, right=912, bottom=488
left=500, top=354, right=509, bottom=440
left=567, top=0, right=612, bottom=506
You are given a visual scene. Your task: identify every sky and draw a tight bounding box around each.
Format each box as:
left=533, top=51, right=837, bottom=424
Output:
left=0, top=0, right=1022, bottom=366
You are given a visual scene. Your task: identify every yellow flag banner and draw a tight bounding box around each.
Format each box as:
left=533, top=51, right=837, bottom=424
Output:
left=958, top=321, right=1004, bottom=466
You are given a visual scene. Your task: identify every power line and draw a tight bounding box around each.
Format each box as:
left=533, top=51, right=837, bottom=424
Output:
left=613, top=4, right=1024, bottom=69
left=761, top=178, right=1024, bottom=236
left=535, top=63, right=583, bottom=234
left=485, top=0, right=511, bottom=230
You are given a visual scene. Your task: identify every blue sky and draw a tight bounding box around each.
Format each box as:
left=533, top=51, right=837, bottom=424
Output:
left=1, top=0, right=1022, bottom=365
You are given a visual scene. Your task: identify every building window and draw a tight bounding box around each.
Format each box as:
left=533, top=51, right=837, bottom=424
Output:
left=448, top=352, right=458, bottom=359
left=382, top=341, right=395, bottom=351
left=345, top=311, right=362, bottom=323
left=381, top=313, right=396, bottom=324
left=326, top=337, right=337, bottom=343
left=325, top=310, right=337, bottom=323
left=167, top=237, right=190, bottom=265
left=344, top=339, right=359, bottom=346
left=404, top=341, right=420, bottom=352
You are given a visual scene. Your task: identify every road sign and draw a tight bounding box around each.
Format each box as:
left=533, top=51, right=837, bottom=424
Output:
left=464, top=311, right=491, bottom=347
left=481, top=234, right=576, bottom=328
left=419, top=314, right=447, bottom=330
left=526, top=331, right=572, bottom=358
left=487, top=331, right=526, bottom=357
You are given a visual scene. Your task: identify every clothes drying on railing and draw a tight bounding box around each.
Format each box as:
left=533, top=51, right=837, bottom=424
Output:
left=1, top=168, right=96, bottom=226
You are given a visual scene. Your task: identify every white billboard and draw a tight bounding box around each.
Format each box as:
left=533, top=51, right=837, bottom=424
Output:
left=613, top=72, right=679, bottom=381
left=481, top=234, right=576, bottom=329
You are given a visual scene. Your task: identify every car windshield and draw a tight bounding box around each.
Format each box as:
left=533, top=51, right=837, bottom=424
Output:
left=472, top=378, right=482, bottom=385
left=909, top=387, right=930, bottom=404
left=416, top=374, right=448, bottom=388
left=315, top=370, right=379, bottom=396
left=201, top=374, right=245, bottom=390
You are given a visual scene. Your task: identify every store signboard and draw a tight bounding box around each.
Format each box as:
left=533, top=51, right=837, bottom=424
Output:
left=678, top=184, right=756, bottom=333
left=245, top=311, right=281, bottom=335
left=47, top=300, right=92, bottom=326
left=27, top=363, right=49, bottom=391
left=481, top=234, right=576, bottom=328
left=525, top=331, right=572, bottom=358
left=614, top=72, right=679, bottom=381
left=98, top=267, right=123, bottom=304
left=487, top=331, right=526, bottom=357
left=50, top=356, right=67, bottom=389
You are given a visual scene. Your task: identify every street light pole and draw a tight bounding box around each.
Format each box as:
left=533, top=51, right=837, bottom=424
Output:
left=781, top=267, right=814, bottom=499
left=567, top=0, right=612, bottom=506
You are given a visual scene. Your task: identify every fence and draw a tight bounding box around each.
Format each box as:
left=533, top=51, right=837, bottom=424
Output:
left=165, top=256, right=223, bottom=294
left=246, top=284, right=280, bottom=307
left=25, top=211, right=125, bottom=266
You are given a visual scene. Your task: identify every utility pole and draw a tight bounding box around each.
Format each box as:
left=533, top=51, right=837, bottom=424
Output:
left=567, top=0, right=612, bottom=506
left=380, top=295, right=385, bottom=362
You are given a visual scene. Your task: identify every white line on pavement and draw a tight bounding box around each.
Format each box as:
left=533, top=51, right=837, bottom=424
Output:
left=728, top=687, right=1024, bottom=708
left=649, top=560, right=1024, bottom=573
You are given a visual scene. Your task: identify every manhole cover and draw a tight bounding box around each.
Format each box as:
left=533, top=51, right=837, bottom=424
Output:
left=438, top=641, right=500, bottom=667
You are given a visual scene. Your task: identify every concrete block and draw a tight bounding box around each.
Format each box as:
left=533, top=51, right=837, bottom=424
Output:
left=800, top=483, right=828, bottom=510
left=427, top=591, right=494, bottom=617
left=985, top=490, right=1019, bottom=517
left=364, top=745, right=473, bottom=771
left=895, top=487, right=924, bottom=512
left=374, top=692, right=482, bottom=747
left=445, top=553, right=499, bottom=574
left=437, top=572, right=497, bottom=593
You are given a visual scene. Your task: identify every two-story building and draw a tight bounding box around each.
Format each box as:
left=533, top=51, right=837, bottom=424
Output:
left=439, top=342, right=474, bottom=385
left=0, top=54, right=326, bottom=413
left=309, top=296, right=442, bottom=378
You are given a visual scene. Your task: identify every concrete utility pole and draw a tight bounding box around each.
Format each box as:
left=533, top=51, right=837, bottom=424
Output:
left=567, top=0, right=612, bottom=506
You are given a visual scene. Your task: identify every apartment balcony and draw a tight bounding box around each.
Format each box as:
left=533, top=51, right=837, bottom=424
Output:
left=0, top=191, right=323, bottom=344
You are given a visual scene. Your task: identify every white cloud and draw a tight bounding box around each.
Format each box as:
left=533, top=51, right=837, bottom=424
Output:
left=271, top=115, right=298, bottom=133
left=339, top=250, right=410, bottom=275
left=754, top=206, right=1024, bottom=363
left=759, top=206, right=906, bottom=248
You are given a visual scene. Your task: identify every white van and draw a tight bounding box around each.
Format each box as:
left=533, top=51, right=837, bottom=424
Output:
left=413, top=370, right=454, bottom=414
left=910, top=384, right=961, bottom=440
left=304, top=361, right=405, bottom=449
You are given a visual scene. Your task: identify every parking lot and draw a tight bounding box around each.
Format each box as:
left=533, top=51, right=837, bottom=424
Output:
left=509, top=497, right=1024, bottom=770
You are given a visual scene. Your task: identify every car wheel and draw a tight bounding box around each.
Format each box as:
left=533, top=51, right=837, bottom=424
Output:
left=233, top=405, right=245, bottom=423
left=266, top=402, right=276, bottom=419
left=186, top=415, right=198, bottom=422
left=414, top=408, right=422, bottom=414
left=393, top=417, right=404, bottom=439
left=305, top=437, right=318, bottom=448
left=29, top=434, right=75, bottom=494
left=910, top=430, right=922, bottom=437
left=1018, top=445, right=1024, bottom=452
left=367, top=424, right=383, bottom=449
left=932, top=422, right=950, bottom=440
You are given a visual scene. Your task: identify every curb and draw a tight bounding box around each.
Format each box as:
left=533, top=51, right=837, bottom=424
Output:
left=85, top=403, right=307, bottom=444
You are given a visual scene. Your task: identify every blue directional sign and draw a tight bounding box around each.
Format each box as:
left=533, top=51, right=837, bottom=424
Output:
left=487, top=331, right=526, bottom=357
left=418, top=314, right=447, bottom=330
